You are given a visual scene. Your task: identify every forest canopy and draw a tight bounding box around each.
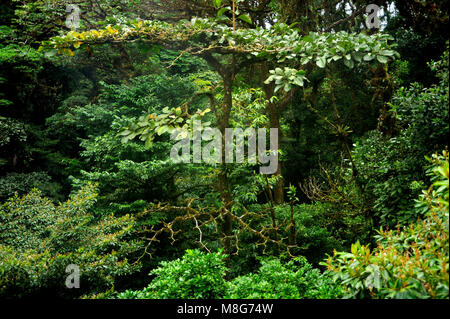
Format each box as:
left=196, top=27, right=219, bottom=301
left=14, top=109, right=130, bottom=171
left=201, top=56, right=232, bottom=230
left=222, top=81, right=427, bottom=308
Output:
left=0, top=0, right=448, bottom=300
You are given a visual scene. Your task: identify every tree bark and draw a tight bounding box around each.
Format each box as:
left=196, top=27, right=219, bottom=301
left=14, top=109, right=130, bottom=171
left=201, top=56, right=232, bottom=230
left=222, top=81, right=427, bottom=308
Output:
left=218, top=70, right=234, bottom=256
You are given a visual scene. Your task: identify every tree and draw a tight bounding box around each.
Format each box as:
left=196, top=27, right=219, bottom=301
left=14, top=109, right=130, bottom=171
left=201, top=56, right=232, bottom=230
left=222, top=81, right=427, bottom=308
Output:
left=39, top=7, right=397, bottom=257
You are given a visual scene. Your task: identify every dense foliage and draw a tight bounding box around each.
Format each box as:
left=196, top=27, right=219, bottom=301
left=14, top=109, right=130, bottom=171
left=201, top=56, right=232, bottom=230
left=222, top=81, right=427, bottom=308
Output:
left=0, top=183, right=142, bottom=298
left=324, top=151, right=449, bottom=299
left=116, top=250, right=342, bottom=299
left=117, top=249, right=228, bottom=299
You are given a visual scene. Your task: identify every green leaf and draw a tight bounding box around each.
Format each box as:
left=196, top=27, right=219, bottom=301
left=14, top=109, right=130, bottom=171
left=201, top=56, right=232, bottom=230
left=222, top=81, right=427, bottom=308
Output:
left=212, top=0, right=222, bottom=8
left=344, top=58, right=354, bottom=69
left=316, top=57, right=326, bottom=68
left=363, top=53, right=375, bottom=61
left=264, top=76, right=273, bottom=84
left=352, top=52, right=363, bottom=63
left=118, top=130, right=132, bottom=136
left=217, top=7, right=230, bottom=17
left=44, top=49, right=58, bottom=57
left=293, top=77, right=304, bottom=87
left=380, top=50, right=394, bottom=56
left=145, top=137, right=153, bottom=149
left=284, top=83, right=292, bottom=92
left=238, top=14, right=252, bottom=25
left=377, top=55, right=388, bottom=64
left=156, top=126, right=167, bottom=136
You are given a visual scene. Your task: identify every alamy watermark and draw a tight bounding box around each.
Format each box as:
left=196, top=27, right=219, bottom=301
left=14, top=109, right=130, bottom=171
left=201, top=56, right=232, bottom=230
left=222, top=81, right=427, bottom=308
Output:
left=365, top=264, right=381, bottom=290
left=65, top=3, right=380, bottom=31
left=66, top=4, right=80, bottom=30
left=366, top=4, right=381, bottom=29
left=65, top=264, right=80, bottom=289
left=170, top=121, right=279, bottom=175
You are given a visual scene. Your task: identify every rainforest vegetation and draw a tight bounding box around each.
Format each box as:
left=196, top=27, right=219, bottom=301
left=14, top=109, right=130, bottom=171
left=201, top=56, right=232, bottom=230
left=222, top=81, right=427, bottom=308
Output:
left=0, top=0, right=448, bottom=299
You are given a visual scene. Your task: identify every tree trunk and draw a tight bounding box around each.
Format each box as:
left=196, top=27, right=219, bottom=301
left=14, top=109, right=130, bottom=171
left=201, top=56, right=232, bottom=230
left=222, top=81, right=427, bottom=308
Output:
left=218, top=69, right=234, bottom=257
left=267, top=105, right=284, bottom=204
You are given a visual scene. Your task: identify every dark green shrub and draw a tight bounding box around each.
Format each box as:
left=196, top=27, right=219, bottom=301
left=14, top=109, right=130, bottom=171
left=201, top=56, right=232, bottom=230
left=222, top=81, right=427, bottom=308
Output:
left=225, top=256, right=343, bottom=299
left=352, top=48, right=448, bottom=227
left=0, top=171, right=61, bottom=201
left=0, top=183, right=142, bottom=298
left=117, top=249, right=227, bottom=299
left=274, top=203, right=345, bottom=264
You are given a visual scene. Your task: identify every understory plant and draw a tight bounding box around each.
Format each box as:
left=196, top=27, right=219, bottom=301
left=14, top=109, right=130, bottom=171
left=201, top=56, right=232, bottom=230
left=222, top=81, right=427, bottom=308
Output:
left=323, top=151, right=449, bottom=298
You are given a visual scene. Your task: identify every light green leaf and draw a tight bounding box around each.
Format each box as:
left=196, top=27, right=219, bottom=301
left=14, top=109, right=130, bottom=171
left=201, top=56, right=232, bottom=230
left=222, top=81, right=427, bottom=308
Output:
left=344, top=58, right=354, bottom=69
left=316, top=57, right=326, bottom=68
left=212, top=0, right=222, bottom=8
left=238, top=14, right=252, bottom=25
left=44, top=49, right=58, bottom=57
left=377, top=55, right=388, bottom=63
left=217, top=7, right=230, bottom=17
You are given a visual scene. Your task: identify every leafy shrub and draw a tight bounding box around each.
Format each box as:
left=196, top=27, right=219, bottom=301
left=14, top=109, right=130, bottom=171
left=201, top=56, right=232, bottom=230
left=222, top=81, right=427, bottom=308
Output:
left=0, top=118, right=27, bottom=148
left=323, top=151, right=449, bottom=298
left=116, top=250, right=343, bottom=299
left=352, top=129, right=428, bottom=226
left=225, top=256, right=343, bottom=299
left=0, top=171, right=61, bottom=201
left=0, top=183, right=142, bottom=298
left=352, top=51, right=448, bottom=227
left=274, top=203, right=345, bottom=264
left=117, top=249, right=227, bottom=299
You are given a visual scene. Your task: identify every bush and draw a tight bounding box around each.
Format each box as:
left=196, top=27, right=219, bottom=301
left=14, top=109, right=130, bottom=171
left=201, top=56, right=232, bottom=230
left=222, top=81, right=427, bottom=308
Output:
left=0, top=171, right=61, bottom=201
left=323, top=151, right=449, bottom=298
left=225, top=256, right=343, bottom=299
left=116, top=250, right=343, bottom=299
left=274, top=203, right=345, bottom=264
left=352, top=48, right=448, bottom=227
left=117, top=249, right=227, bottom=299
left=0, top=183, right=142, bottom=298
